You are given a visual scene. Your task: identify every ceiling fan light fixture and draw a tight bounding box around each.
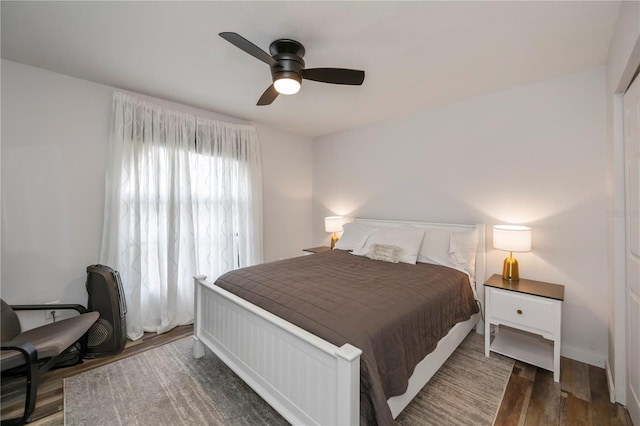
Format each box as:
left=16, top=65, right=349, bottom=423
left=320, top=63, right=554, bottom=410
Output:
left=274, top=76, right=301, bottom=95
left=219, top=33, right=365, bottom=105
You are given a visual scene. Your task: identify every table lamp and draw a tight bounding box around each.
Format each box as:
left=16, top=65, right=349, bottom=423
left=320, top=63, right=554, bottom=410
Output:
left=493, top=225, right=532, bottom=281
left=324, top=216, right=344, bottom=249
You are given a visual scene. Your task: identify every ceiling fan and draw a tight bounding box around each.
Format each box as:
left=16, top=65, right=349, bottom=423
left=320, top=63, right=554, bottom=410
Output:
left=219, top=32, right=365, bottom=106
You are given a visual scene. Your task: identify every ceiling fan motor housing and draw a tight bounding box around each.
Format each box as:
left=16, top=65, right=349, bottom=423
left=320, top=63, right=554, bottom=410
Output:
left=269, top=39, right=305, bottom=84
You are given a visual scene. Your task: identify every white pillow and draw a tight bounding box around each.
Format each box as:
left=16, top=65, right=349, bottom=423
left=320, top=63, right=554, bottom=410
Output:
left=334, top=222, right=376, bottom=251
left=449, top=229, right=478, bottom=279
left=353, top=227, right=425, bottom=264
left=417, top=229, right=457, bottom=269
left=417, top=228, right=479, bottom=278
left=366, top=243, right=402, bottom=263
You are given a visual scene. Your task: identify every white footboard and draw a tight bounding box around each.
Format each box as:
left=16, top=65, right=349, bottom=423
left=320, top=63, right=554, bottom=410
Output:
left=193, top=275, right=362, bottom=426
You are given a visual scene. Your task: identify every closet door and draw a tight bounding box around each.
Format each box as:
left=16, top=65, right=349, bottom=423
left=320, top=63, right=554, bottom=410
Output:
left=623, top=73, right=640, bottom=425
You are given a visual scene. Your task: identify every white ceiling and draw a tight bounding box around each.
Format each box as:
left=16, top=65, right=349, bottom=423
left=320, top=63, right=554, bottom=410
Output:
left=1, top=1, right=621, bottom=138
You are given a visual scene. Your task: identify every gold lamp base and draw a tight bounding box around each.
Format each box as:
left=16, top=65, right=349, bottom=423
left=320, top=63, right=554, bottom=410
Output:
left=330, top=233, right=339, bottom=249
left=502, top=252, right=520, bottom=281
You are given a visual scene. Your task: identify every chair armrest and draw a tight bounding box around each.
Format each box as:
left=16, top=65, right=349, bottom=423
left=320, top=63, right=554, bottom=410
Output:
left=10, top=304, right=88, bottom=314
left=1, top=341, right=38, bottom=370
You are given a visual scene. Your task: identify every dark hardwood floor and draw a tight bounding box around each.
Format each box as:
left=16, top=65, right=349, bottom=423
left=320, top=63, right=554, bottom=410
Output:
left=3, top=327, right=633, bottom=425
left=495, top=358, right=633, bottom=426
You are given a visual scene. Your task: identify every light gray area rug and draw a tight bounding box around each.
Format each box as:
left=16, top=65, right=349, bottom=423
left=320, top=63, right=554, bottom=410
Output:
left=64, top=332, right=513, bottom=426
left=396, top=332, right=513, bottom=425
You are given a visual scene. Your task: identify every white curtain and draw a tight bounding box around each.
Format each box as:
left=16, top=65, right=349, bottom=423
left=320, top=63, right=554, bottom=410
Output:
left=100, top=92, right=263, bottom=340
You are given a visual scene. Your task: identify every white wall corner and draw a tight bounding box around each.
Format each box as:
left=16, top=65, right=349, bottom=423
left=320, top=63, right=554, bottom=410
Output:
left=561, top=343, right=606, bottom=369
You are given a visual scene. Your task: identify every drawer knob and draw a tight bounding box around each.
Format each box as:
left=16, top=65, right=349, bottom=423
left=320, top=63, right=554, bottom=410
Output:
left=517, top=309, right=523, bottom=315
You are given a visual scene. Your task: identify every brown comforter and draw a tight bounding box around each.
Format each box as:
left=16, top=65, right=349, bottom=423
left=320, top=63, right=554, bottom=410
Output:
left=214, top=249, right=479, bottom=425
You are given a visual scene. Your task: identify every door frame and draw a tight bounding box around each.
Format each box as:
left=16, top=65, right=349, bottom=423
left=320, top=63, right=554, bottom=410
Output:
left=622, top=71, right=640, bottom=425
left=610, top=36, right=640, bottom=407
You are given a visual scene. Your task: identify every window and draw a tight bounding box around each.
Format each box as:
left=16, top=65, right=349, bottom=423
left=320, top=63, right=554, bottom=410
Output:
left=100, top=92, right=263, bottom=339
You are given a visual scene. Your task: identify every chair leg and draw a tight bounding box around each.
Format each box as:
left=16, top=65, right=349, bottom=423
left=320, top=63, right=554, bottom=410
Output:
left=1, top=343, right=38, bottom=425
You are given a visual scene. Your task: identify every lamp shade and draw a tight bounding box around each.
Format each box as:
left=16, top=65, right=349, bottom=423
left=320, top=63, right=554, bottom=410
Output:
left=493, top=225, right=531, bottom=252
left=324, top=216, right=344, bottom=233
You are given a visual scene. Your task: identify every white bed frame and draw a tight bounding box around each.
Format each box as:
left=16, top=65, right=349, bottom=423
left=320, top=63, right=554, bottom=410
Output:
left=193, top=219, right=486, bottom=425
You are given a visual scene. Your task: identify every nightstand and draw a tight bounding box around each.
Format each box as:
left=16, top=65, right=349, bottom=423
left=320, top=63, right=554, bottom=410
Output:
left=302, top=246, right=332, bottom=254
left=484, top=274, right=564, bottom=382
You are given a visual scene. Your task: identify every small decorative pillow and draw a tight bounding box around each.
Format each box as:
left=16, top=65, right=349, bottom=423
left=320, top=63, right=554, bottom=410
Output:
left=366, top=243, right=402, bottom=263
left=353, top=227, right=425, bottom=264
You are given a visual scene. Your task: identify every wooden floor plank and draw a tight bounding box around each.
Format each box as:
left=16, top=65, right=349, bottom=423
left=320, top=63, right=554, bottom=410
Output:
left=512, top=360, right=538, bottom=382
left=560, top=391, right=569, bottom=425
left=561, top=357, right=592, bottom=402
left=610, top=403, right=635, bottom=426
left=525, top=369, right=563, bottom=425
left=565, top=393, right=593, bottom=426
left=494, top=373, right=534, bottom=426
left=29, top=411, right=63, bottom=426
left=589, top=364, right=612, bottom=426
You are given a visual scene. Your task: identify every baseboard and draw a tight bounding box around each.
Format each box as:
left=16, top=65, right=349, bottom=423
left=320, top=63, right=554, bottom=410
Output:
left=561, top=343, right=606, bottom=368
left=606, top=358, right=616, bottom=404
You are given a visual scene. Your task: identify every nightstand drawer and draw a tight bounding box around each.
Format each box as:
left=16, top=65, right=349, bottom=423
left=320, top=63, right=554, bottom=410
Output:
left=491, top=288, right=556, bottom=334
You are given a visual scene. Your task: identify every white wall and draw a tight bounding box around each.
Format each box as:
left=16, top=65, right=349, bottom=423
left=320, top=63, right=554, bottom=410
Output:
left=605, top=0, right=640, bottom=404
left=258, top=123, right=313, bottom=262
left=0, top=60, right=312, bottom=326
left=313, top=67, right=608, bottom=367
left=1, top=60, right=112, bottom=312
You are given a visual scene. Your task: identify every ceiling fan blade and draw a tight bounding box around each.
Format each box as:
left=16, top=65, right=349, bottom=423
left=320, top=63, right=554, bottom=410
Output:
left=302, top=68, right=365, bottom=85
left=257, top=84, right=279, bottom=106
left=219, top=32, right=276, bottom=66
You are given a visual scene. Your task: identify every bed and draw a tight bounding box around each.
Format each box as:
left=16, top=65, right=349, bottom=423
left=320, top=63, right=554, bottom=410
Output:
left=193, top=219, right=486, bottom=425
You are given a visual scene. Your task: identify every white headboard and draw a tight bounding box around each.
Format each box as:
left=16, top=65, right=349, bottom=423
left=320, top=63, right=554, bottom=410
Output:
left=352, top=218, right=486, bottom=286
